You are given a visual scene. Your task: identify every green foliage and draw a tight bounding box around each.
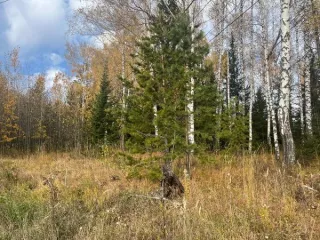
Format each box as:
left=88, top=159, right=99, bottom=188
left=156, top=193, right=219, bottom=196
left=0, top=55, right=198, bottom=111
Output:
left=252, top=87, right=268, bottom=148
left=311, top=55, right=320, bottom=137
left=297, top=136, right=320, bottom=163
left=213, top=34, right=249, bottom=152
left=218, top=102, right=248, bottom=151
left=0, top=187, right=45, bottom=227
left=91, top=66, right=119, bottom=145
left=229, top=33, right=240, bottom=100
left=195, top=63, right=219, bottom=150
left=129, top=0, right=209, bottom=155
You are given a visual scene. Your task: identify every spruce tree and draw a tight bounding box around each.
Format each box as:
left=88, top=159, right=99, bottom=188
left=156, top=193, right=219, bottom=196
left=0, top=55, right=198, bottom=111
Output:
left=91, top=66, right=117, bottom=144
left=130, top=0, right=209, bottom=154
left=229, top=33, right=248, bottom=108
left=229, top=33, right=240, bottom=100
left=252, top=87, right=268, bottom=147
left=216, top=33, right=249, bottom=151
left=195, top=63, right=219, bottom=151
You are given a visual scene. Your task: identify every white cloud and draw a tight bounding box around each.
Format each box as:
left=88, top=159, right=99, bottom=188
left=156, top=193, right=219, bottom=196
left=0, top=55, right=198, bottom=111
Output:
left=48, top=53, right=64, bottom=66
left=69, top=0, right=87, bottom=11
left=89, top=32, right=116, bottom=49
left=45, top=68, right=64, bottom=90
left=3, top=0, right=68, bottom=51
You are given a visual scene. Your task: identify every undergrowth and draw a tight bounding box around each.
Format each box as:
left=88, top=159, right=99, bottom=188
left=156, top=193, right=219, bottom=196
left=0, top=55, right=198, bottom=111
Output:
left=0, top=152, right=319, bottom=239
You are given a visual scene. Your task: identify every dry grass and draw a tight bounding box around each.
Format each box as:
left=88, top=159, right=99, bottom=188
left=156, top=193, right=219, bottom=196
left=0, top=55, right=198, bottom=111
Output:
left=0, top=152, right=319, bottom=239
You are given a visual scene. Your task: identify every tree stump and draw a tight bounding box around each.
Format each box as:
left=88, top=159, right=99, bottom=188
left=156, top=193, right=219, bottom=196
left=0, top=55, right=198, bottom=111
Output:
left=161, top=164, right=184, bottom=199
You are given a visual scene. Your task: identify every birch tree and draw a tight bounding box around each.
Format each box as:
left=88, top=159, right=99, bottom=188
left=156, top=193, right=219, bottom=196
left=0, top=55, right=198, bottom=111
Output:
left=248, top=0, right=255, bottom=152
left=279, top=0, right=295, bottom=164
left=260, top=0, right=280, bottom=160
left=304, top=33, right=313, bottom=137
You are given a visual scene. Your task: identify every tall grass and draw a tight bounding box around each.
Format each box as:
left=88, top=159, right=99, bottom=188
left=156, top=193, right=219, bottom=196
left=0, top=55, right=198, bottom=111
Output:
left=0, top=153, right=319, bottom=239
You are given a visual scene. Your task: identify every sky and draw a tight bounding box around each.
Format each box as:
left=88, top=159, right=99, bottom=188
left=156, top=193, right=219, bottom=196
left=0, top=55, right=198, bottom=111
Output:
left=0, top=0, right=212, bottom=90
left=0, top=0, right=87, bottom=89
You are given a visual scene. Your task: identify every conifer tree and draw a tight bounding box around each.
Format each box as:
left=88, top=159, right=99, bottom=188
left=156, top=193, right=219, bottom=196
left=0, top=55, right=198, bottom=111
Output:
left=91, top=66, right=117, bottom=144
left=195, top=63, right=219, bottom=151
left=229, top=33, right=240, bottom=101
left=130, top=0, right=209, bottom=154
left=228, top=33, right=247, bottom=111
left=252, top=87, right=268, bottom=147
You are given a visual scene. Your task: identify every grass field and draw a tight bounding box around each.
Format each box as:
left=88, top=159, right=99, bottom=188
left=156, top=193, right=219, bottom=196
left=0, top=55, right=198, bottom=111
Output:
left=0, top=151, right=319, bottom=239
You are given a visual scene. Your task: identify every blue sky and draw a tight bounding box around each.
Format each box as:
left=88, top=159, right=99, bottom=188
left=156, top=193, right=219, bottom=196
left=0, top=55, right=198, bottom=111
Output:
left=0, top=0, right=213, bottom=89
left=0, top=0, right=86, bottom=88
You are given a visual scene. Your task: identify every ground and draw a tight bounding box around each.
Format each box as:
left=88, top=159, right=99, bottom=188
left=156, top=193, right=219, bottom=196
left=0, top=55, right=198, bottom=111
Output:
left=0, top=151, right=319, bottom=239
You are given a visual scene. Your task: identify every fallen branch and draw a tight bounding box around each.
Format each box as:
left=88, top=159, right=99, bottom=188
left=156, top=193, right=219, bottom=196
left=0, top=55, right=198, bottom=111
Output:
left=301, top=184, right=318, bottom=192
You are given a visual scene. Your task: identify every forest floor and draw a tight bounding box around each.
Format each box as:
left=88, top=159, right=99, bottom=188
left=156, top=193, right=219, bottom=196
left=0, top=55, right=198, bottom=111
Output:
left=0, top=151, right=319, bottom=240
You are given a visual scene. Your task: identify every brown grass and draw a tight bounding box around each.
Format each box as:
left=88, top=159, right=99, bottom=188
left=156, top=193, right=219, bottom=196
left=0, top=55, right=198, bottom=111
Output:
left=0, top=152, right=319, bottom=239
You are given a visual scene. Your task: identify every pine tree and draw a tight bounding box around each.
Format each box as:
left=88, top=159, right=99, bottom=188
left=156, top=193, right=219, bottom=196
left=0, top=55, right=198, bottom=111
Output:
left=91, top=66, right=117, bottom=144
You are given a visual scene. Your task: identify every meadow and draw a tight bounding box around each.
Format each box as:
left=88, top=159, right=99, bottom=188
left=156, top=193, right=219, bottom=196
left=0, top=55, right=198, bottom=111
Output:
left=0, top=151, right=319, bottom=240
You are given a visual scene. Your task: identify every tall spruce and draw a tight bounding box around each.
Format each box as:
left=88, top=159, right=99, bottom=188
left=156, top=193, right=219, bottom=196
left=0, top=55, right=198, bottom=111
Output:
left=229, top=33, right=240, bottom=101
left=252, top=87, right=268, bottom=147
left=91, top=65, right=117, bottom=144
left=131, top=0, right=209, bottom=154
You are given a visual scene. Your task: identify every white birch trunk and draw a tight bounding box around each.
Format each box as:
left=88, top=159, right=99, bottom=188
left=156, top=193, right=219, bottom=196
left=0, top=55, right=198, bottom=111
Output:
left=215, top=42, right=223, bottom=149
left=264, top=47, right=280, bottom=160
left=295, top=29, right=305, bottom=137
left=153, top=104, right=159, bottom=136
left=260, top=1, right=271, bottom=148
left=146, top=20, right=159, bottom=137
left=279, top=0, right=295, bottom=164
left=311, top=0, right=320, bottom=59
left=215, top=0, right=225, bottom=150
left=239, top=0, right=246, bottom=115
left=249, top=0, right=254, bottom=153
left=120, top=46, right=126, bottom=151
left=226, top=51, right=230, bottom=108
left=304, top=31, right=313, bottom=136
left=187, top=3, right=195, bottom=147
left=304, top=55, right=313, bottom=136
left=261, top=0, right=280, bottom=159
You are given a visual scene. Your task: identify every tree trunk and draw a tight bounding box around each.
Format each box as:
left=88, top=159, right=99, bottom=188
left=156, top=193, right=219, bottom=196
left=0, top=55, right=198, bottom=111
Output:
left=239, top=0, right=246, bottom=116
left=153, top=104, right=159, bottom=136
left=120, top=46, right=126, bottom=151
left=249, top=0, right=254, bottom=153
left=311, top=0, right=320, bottom=59
left=304, top=31, right=313, bottom=137
left=265, top=44, right=280, bottom=161
left=186, top=1, right=196, bottom=176
left=295, top=28, right=305, bottom=138
left=215, top=50, right=222, bottom=150
left=226, top=51, right=230, bottom=108
left=304, top=53, right=313, bottom=136
left=279, top=0, right=295, bottom=164
left=260, top=0, right=280, bottom=159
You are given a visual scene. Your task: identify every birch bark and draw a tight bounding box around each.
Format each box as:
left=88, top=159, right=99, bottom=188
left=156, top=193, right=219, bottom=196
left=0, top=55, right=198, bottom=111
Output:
left=279, top=0, right=295, bottom=164
left=295, top=29, right=305, bottom=138
left=304, top=29, right=313, bottom=136
left=120, top=46, right=126, bottom=151
left=304, top=50, right=313, bottom=136
left=249, top=0, right=254, bottom=152
left=187, top=1, right=195, bottom=148
left=260, top=0, right=280, bottom=160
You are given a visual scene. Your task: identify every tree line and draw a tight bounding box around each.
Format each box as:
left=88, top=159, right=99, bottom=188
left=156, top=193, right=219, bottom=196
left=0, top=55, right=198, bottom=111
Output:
left=0, top=0, right=319, bottom=166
